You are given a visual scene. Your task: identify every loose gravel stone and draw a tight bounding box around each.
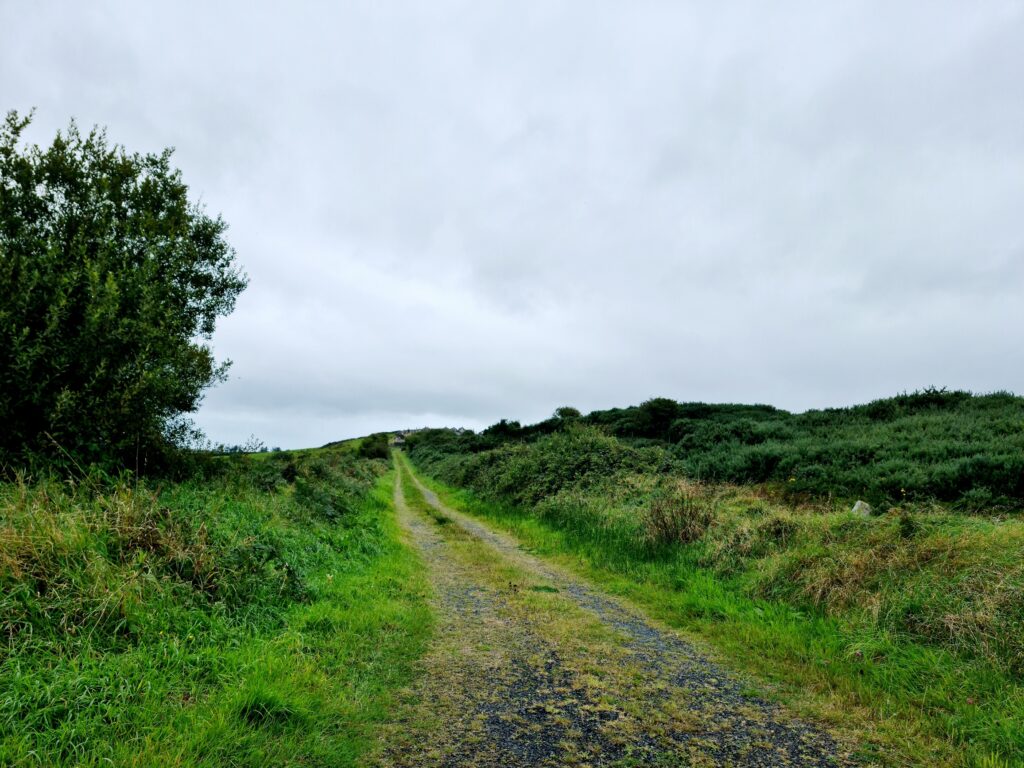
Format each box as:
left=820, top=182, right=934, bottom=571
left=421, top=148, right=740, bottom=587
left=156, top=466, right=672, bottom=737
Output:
left=375, top=467, right=858, bottom=767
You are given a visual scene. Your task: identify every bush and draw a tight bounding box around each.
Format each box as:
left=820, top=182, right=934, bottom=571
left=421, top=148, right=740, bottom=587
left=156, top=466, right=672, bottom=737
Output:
left=410, top=391, right=1024, bottom=508
left=357, top=433, right=391, bottom=460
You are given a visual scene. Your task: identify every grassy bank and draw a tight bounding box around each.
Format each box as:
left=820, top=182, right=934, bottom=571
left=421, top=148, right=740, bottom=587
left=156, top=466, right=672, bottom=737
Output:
left=403, top=429, right=1024, bottom=768
left=0, top=448, right=430, bottom=767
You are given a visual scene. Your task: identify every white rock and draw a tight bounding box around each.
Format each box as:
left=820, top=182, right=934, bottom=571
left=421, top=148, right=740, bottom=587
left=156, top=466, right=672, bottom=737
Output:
left=851, top=500, right=873, bottom=517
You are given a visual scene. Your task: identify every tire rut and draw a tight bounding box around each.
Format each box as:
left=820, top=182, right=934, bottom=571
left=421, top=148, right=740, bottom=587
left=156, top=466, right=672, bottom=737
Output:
left=377, top=462, right=858, bottom=767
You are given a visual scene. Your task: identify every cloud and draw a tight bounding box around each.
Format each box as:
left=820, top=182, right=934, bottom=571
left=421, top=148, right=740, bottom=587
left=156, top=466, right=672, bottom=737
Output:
left=3, top=0, right=1022, bottom=447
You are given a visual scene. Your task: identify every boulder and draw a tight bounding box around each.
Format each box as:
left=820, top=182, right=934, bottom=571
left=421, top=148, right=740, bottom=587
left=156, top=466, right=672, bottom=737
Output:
left=851, top=500, right=873, bottom=517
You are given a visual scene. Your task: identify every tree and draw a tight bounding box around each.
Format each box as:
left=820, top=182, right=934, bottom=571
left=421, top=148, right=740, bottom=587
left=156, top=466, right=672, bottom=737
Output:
left=0, top=111, right=247, bottom=470
left=634, top=398, right=682, bottom=440
left=482, top=419, right=522, bottom=443
left=357, top=433, right=391, bottom=460
left=553, top=406, right=581, bottom=422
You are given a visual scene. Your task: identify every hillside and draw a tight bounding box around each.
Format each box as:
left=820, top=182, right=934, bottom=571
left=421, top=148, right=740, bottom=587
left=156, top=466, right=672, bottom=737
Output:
left=404, top=395, right=1024, bottom=766
left=4, top=389, right=1023, bottom=766
left=421, top=389, right=1024, bottom=510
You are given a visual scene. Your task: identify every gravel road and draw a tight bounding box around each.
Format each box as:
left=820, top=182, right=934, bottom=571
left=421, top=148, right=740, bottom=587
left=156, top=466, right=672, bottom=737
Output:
left=376, top=461, right=858, bottom=767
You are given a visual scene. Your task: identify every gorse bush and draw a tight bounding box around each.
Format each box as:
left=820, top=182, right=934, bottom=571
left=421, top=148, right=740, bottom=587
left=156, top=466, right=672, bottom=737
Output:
left=357, top=432, right=391, bottom=460
left=664, top=389, right=1024, bottom=508
left=409, top=424, right=667, bottom=507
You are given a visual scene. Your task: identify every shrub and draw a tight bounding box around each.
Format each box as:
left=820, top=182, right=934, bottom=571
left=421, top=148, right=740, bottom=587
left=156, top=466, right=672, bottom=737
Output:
left=357, top=433, right=391, bottom=460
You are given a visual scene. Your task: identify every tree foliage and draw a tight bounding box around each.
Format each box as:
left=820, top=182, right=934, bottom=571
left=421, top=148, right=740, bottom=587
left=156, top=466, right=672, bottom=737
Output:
left=356, top=432, right=391, bottom=460
left=0, top=111, right=247, bottom=471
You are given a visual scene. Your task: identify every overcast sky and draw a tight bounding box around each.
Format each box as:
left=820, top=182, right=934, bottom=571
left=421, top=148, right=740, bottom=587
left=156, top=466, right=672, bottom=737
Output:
left=3, top=2, right=1022, bottom=448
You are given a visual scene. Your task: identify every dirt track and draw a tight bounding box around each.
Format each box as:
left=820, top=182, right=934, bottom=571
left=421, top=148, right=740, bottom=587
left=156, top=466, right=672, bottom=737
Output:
left=376, top=459, right=857, bottom=767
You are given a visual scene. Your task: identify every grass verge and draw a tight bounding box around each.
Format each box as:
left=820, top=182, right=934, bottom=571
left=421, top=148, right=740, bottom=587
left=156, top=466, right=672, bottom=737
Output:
left=0, top=449, right=431, bottom=767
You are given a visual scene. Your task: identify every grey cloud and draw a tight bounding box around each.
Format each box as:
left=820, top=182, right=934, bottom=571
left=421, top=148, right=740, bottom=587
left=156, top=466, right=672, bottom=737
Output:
left=2, top=1, right=1022, bottom=447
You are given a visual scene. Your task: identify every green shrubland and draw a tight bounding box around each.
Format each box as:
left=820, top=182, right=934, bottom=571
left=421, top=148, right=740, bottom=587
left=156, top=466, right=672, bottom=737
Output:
left=406, top=420, right=1024, bottom=766
left=0, top=447, right=430, bottom=766
left=428, top=389, right=1024, bottom=509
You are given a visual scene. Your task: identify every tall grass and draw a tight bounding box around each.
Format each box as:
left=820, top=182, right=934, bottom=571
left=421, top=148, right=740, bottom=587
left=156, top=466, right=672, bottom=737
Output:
left=0, top=448, right=430, bottom=766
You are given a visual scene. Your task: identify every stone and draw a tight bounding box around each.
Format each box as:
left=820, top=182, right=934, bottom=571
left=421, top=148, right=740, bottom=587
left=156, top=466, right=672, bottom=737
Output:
left=851, top=500, right=873, bottom=517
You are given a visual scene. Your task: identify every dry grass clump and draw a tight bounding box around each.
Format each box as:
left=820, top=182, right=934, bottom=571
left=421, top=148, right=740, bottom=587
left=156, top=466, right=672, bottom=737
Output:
left=745, top=508, right=1024, bottom=674
left=643, top=481, right=718, bottom=549
left=0, top=477, right=169, bottom=648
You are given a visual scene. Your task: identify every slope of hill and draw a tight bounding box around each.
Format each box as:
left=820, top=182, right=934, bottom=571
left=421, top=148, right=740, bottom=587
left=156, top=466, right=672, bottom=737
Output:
left=404, top=395, right=1024, bottom=766
left=424, top=389, right=1024, bottom=509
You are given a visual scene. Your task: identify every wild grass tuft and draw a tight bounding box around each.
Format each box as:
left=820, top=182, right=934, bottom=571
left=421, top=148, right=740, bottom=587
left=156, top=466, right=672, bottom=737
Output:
left=642, top=482, right=716, bottom=550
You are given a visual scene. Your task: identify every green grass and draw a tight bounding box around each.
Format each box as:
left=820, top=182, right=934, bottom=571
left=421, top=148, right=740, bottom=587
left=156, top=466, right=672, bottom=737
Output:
left=0, top=449, right=431, bottom=766
left=401, top=440, right=1024, bottom=768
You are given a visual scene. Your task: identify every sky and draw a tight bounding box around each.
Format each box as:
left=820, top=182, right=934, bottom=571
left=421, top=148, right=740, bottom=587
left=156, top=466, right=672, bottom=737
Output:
left=2, top=1, right=1022, bottom=448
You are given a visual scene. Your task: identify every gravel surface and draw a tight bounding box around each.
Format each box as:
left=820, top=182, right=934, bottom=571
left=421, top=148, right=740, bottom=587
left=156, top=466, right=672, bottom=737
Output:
left=377, top=466, right=858, bottom=767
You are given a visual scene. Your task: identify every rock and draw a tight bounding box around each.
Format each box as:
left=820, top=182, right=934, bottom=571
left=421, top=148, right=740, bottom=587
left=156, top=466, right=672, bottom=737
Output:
left=851, top=500, right=873, bottom=517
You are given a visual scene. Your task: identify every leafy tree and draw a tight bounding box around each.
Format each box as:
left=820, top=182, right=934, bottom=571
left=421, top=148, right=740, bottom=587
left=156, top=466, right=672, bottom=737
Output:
left=554, top=406, right=582, bottom=422
left=482, top=419, right=523, bottom=443
left=633, top=398, right=683, bottom=440
left=0, top=111, right=247, bottom=471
